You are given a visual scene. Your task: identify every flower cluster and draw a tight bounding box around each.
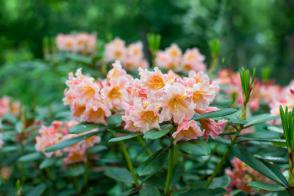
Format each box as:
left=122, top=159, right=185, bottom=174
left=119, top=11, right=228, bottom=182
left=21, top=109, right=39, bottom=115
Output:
left=64, top=61, right=225, bottom=143
left=56, top=33, right=96, bottom=54
left=104, top=38, right=148, bottom=70
left=217, top=69, right=290, bottom=112
left=0, top=96, right=20, bottom=119
left=226, top=158, right=272, bottom=194
left=35, top=121, right=100, bottom=165
left=155, top=44, right=206, bottom=72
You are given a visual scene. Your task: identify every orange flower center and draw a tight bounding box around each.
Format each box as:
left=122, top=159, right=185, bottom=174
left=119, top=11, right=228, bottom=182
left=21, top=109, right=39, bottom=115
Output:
left=147, top=74, right=165, bottom=90
left=140, top=110, right=158, bottom=123
left=88, top=108, right=105, bottom=120
left=192, top=90, right=205, bottom=103
left=179, top=127, right=196, bottom=138
left=73, top=104, right=86, bottom=117
left=167, top=95, right=187, bottom=111
left=108, top=87, right=121, bottom=99
left=81, top=85, right=96, bottom=99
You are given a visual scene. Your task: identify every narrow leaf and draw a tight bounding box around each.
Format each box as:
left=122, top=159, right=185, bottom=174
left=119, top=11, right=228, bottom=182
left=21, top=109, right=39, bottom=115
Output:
left=244, top=114, right=278, bottom=127
left=248, top=181, right=285, bottom=191
left=108, top=133, right=141, bottom=143
left=193, top=108, right=237, bottom=121
left=46, top=131, right=98, bottom=152
left=69, top=123, right=100, bottom=134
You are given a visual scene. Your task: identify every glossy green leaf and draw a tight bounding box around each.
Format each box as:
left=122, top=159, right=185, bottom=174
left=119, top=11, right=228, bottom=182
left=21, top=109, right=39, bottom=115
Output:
left=233, top=147, right=288, bottom=186
left=18, top=152, right=42, bottom=162
left=69, top=123, right=99, bottom=134
left=244, top=114, right=278, bottom=127
left=139, top=184, right=160, bottom=196
left=144, top=127, right=171, bottom=140
left=46, top=131, right=98, bottom=152
left=248, top=181, right=285, bottom=191
left=179, top=141, right=210, bottom=156
left=193, top=108, right=237, bottom=121
left=105, top=167, right=133, bottom=185
left=27, top=183, right=47, bottom=196
left=108, top=133, right=141, bottom=143
left=107, top=115, right=123, bottom=127
left=137, top=147, right=168, bottom=176
left=39, top=158, right=55, bottom=169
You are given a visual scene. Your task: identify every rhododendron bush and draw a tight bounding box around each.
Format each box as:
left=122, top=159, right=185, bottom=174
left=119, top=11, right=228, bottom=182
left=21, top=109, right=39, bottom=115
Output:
left=0, top=33, right=294, bottom=196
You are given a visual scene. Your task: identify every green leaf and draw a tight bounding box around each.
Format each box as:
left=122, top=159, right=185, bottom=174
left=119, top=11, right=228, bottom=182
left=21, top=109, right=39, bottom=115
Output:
left=139, top=184, right=160, bottom=196
left=209, top=176, right=230, bottom=189
left=248, top=181, right=285, bottom=191
left=179, top=141, right=210, bottom=156
left=137, top=147, right=168, bottom=176
left=108, top=115, right=122, bottom=127
left=27, top=183, right=46, bottom=196
left=193, top=108, right=237, bottom=121
left=244, top=114, right=278, bottom=127
left=233, top=147, right=288, bottom=186
left=46, top=131, right=98, bottom=152
left=182, top=188, right=226, bottom=196
left=69, top=123, right=100, bottom=134
left=18, top=152, right=42, bottom=162
left=105, top=167, right=133, bottom=185
left=39, top=158, right=55, bottom=169
left=143, top=125, right=172, bottom=140
left=67, top=165, right=85, bottom=176
left=108, top=133, right=141, bottom=143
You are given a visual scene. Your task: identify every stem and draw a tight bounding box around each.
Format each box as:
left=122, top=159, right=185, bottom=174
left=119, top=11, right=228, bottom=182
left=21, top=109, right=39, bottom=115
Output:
left=119, top=141, right=139, bottom=186
left=205, top=136, right=238, bottom=188
left=164, top=144, right=176, bottom=196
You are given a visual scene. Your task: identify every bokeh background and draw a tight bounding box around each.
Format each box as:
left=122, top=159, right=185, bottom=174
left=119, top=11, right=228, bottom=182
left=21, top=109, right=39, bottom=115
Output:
left=0, top=0, right=293, bottom=105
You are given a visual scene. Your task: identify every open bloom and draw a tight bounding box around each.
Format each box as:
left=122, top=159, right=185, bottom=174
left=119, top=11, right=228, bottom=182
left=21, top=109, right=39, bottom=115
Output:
left=64, top=69, right=111, bottom=123
left=56, top=33, right=96, bottom=54
left=181, top=48, right=206, bottom=72
left=104, top=39, right=148, bottom=70
left=36, top=121, right=100, bottom=165
left=196, top=107, right=227, bottom=140
left=123, top=98, right=162, bottom=132
left=104, top=38, right=126, bottom=62
left=161, top=83, right=195, bottom=123
left=155, top=44, right=206, bottom=72
left=172, top=120, right=202, bottom=143
left=0, top=97, right=20, bottom=118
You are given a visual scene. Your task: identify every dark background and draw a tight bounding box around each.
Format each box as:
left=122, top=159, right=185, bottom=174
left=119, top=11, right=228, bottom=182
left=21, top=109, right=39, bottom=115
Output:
left=0, top=0, right=293, bottom=83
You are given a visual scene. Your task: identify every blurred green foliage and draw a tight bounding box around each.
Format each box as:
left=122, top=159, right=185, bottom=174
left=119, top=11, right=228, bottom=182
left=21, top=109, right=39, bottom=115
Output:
left=0, top=0, right=293, bottom=82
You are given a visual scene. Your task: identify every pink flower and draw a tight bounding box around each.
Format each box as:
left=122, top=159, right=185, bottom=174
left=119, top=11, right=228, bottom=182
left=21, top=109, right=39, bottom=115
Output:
left=181, top=48, right=206, bottom=72
left=139, top=67, right=166, bottom=92
left=226, top=158, right=272, bottom=194
left=155, top=44, right=182, bottom=70
left=124, top=42, right=149, bottom=70
left=172, top=120, right=202, bottom=143
left=0, top=97, right=20, bottom=118
left=161, top=83, right=195, bottom=123
left=123, top=98, right=162, bottom=132
left=36, top=121, right=100, bottom=165
left=196, top=107, right=227, bottom=140
left=56, top=33, right=96, bottom=54
left=64, top=69, right=111, bottom=123
left=104, top=38, right=127, bottom=62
